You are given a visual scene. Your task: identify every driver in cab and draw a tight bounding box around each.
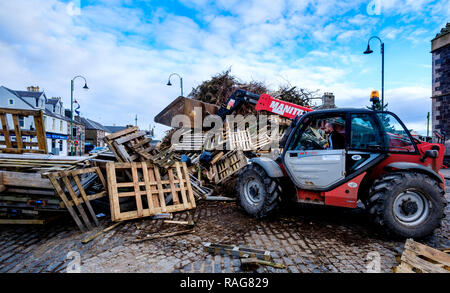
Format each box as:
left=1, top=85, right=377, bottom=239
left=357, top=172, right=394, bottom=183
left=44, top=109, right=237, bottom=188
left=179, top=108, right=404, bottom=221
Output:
left=323, top=122, right=345, bottom=149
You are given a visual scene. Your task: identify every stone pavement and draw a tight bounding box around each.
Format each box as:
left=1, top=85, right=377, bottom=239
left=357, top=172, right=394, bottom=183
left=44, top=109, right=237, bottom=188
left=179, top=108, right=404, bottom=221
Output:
left=0, top=181, right=449, bottom=273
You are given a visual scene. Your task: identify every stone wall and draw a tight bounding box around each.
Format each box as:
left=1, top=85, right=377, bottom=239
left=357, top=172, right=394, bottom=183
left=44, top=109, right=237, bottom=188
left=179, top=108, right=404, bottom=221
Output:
left=431, top=24, right=450, bottom=155
left=85, top=129, right=106, bottom=147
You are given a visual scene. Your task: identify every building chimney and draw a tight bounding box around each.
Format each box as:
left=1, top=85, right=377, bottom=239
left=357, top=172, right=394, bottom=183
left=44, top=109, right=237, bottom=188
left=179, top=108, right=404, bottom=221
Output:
left=27, top=86, right=40, bottom=92
left=321, top=92, right=336, bottom=109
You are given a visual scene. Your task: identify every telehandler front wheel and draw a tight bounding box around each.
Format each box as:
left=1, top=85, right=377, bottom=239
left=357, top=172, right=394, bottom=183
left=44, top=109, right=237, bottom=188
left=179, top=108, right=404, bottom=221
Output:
left=237, top=164, right=282, bottom=218
left=366, top=172, right=446, bottom=238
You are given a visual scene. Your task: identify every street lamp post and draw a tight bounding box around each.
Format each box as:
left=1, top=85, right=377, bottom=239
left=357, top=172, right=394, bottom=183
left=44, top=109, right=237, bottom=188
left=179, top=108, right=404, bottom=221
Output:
left=364, top=36, right=385, bottom=110
left=70, top=75, right=89, bottom=156
left=167, top=73, right=184, bottom=97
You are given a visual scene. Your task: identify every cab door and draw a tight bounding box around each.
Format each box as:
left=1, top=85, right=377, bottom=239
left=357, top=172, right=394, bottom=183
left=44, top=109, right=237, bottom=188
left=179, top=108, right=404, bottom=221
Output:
left=283, top=114, right=347, bottom=190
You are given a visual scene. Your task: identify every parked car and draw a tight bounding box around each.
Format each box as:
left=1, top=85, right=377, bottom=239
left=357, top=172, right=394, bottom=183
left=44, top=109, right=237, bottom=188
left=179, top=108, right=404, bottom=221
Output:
left=89, top=146, right=108, bottom=155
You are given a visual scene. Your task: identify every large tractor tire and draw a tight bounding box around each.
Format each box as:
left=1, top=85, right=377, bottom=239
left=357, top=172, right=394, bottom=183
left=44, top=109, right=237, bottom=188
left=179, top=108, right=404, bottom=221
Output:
left=366, top=172, right=447, bottom=238
left=237, top=164, right=282, bottom=218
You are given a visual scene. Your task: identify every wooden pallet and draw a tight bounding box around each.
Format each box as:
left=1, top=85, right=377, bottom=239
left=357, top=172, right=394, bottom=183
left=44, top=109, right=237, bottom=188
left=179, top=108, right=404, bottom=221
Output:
left=211, top=150, right=247, bottom=184
left=148, top=148, right=179, bottom=168
left=0, top=108, right=47, bottom=154
left=394, top=239, right=450, bottom=273
left=104, top=127, right=152, bottom=162
left=106, top=161, right=196, bottom=222
left=46, top=167, right=107, bottom=232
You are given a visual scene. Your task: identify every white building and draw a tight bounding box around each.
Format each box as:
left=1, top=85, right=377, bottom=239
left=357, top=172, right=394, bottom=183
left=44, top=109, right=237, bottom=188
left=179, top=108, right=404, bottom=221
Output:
left=0, top=85, right=70, bottom=155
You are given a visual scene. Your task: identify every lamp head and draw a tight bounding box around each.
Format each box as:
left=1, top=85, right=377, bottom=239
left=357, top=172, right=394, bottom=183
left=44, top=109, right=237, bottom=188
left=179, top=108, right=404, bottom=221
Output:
left=83, top=83, right=89, bottom=90
left=364, top=44, right=373, bottom=54
left=167, top=80, right=172, bottom=86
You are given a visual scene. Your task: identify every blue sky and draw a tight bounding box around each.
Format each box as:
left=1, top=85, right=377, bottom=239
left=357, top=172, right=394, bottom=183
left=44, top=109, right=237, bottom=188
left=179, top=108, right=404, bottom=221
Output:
left=0, top=0, right=449, bottom=138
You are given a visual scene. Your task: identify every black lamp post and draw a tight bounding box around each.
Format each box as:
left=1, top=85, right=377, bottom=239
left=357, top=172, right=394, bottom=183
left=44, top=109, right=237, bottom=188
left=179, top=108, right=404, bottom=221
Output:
left=364, top=36, right=385, bottom=110
left=70, top=75, right=89, bottom=156
left=167, top=73, right=184, bottom=97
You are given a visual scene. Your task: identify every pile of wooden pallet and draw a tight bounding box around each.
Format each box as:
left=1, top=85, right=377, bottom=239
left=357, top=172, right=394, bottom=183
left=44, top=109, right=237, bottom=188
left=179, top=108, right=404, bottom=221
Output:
left=0, top=108, right=109, bottom=227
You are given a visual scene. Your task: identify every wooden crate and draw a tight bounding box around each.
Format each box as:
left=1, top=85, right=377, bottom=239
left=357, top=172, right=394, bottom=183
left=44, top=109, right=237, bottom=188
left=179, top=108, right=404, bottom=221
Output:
left=394, top=239, right=450, bottom=273
left=0, top=108, right=47, bottom=154
left=104, top=127, right=152, bottom=162
left=47, top=167, right=107, bottom=232
left=211, top=150, right=247, bottom=184
left=106, top=161, right=196, bottom=222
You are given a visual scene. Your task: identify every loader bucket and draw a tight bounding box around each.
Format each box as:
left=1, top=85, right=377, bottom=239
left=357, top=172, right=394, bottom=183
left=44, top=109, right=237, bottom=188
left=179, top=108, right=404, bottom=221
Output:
left=154, top=96, right=219, bottom=128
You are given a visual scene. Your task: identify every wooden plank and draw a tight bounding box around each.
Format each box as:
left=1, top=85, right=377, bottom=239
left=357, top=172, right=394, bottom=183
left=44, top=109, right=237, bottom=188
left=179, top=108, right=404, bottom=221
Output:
left=82, top=221, right=125, bottom=244
left=147, top=166, right=160, bottom=209
left=114, top=131, right=147, bottom=145
left=48, top=175, right=86, bottom=232
left=73, top=174, right=99, bottom=226
left=0, top=141, right=39, bottom=147
left=1, top=171, right=53, bottom=189
left=105, top=126, right=138, bottom=141
left=33, top=112, right=47, bottom=153
left=167, top=168, right=180, bottom=204
left=0, top=113, right=12, bottom=149
left=153, top=166, right=167, bottom=212
left=61, top=175, right=93, bottom=230
left=175, top=162, right=189, bottom=209
left=0, top=108, right=43, bottom=116
left=95, top=168, right=108, bottom=191
left=133, top=228, right=194, bottom=242
left=114, top=142, right=133, bottom=162
left=131, top=163, right=144, bottom=217
left=1, top=148, right=46, bottom=154
left=0, top=217, right=60, bottom=225
left=141, top=162, right=155, bottom=212
left=129, top=137, right=151, bottom=149
left=182, top=162, right=196, bottom=208
left=12, top=114, right=23, bottom=151
left=106, top=162, right=120, bottom=222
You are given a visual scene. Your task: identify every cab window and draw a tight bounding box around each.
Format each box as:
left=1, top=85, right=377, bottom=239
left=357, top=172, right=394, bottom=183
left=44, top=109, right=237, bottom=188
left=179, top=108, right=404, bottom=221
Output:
left=350, top=114, right=383, bottom=150
left=377, top=113, right=416, bottom=152
left=289, top=115, right=346, bottom=151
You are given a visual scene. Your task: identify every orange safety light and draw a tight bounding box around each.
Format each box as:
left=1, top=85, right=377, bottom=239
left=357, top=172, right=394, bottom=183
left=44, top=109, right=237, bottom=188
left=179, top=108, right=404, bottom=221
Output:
left=370, top=90, right=380, bottom=103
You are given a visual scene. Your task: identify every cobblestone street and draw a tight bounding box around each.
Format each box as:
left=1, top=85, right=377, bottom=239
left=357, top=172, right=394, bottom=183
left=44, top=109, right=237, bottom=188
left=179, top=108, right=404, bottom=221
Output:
left=0, top=180, right=449, bottom=273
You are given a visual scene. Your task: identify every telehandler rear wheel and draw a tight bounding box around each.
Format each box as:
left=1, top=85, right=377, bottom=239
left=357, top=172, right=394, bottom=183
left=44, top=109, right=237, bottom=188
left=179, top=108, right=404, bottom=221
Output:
left=237, top=164, right=282, bottom=218
left=366, top=172, right=446, bottom=238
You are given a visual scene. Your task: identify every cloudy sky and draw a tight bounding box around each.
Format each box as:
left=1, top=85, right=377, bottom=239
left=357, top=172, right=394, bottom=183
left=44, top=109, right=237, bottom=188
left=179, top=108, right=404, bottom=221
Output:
left=0, top=0, right=448, bottom=138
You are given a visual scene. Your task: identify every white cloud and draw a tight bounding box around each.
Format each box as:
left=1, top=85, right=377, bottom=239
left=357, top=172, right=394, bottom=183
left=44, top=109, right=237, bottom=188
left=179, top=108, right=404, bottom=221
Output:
left=0, top=0, right=444, bottom=139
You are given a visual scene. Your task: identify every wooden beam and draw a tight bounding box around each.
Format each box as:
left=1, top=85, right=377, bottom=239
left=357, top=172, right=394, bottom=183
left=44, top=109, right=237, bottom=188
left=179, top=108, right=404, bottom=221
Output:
left=0, top=113, right=12, bottom=149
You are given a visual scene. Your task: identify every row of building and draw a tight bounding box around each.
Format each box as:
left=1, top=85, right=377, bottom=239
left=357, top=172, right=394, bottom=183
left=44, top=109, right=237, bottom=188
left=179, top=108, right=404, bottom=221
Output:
left=0, top=85, right=132, bottom=156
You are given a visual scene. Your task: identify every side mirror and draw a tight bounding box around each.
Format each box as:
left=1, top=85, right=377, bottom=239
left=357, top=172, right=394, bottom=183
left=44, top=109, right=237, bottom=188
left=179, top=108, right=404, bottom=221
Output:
left=420, top=149, right=438, bottom=162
